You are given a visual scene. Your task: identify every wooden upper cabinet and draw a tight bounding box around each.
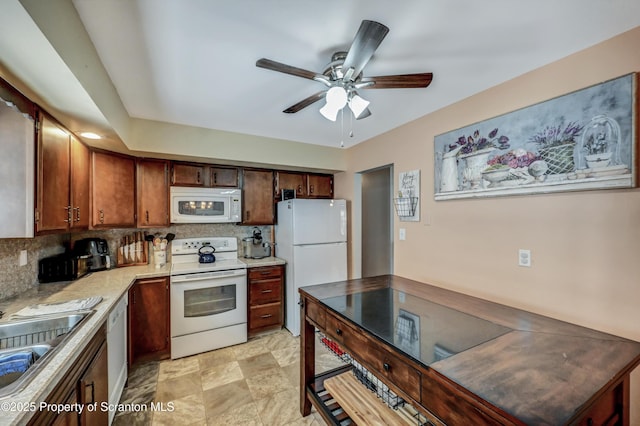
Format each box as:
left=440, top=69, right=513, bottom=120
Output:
left=307, top=174, right=333, bottom=198
left=36, top=114, right=70, bottom=233
left=276, top=171, right=307, bottom=199
left=171, top=162, right=206, bottom=186
left=70, top=135, right=90, bottom=229
left=210, top=166, right=239, bottom=187
left=36, top=113, right=90, bottom=234
left=91, top=151, right=136, bottom=228
left=242, top=169, right=275, bottom=225
left=137, top=159, right=169, bottom=228
left=276, top=171, right=334, bottom=200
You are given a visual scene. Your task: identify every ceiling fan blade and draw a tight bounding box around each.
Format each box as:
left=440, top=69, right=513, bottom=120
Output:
left=283, top=91, right=327, bottom=113
left=256, top=58, right=319, bottom=80
left=360, top=73, right=433, bottom=89
left=342, top=20, right=389, bottom=82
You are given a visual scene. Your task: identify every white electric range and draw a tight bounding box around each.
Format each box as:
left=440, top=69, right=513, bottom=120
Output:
left=170, top=237, right=247, bottom=359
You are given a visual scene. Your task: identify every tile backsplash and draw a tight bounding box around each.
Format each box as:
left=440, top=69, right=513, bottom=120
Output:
left=0, top=224, right=273, bottom=301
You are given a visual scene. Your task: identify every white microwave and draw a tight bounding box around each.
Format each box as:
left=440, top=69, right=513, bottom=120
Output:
left=170, top=187, right=242, bottom=223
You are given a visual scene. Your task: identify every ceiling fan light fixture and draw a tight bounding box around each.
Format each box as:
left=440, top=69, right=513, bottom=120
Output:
left=320, top=87, right=348, bottom=121
left=348, top=93, right=370, bottom=119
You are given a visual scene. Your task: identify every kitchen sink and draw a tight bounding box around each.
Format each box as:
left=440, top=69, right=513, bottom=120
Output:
left=0, top=311, right=93, bottom=398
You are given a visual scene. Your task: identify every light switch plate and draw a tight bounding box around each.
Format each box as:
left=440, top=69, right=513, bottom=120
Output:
left=399, top=228, right=406, bottom=241
left=518, top=249, right=531, bottom=267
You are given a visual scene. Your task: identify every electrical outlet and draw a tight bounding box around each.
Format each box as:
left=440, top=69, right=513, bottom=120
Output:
left=518, top=249, right=531, bottom=267
left=399, top=228, right=406, bottom=241
left=19, top=250, right=27, bottom=266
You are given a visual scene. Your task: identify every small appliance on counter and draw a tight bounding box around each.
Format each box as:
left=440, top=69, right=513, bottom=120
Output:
left=242, top=227, right=273, bottom=259
left=73, top=238, right=110, bottom=271
left=38, top=253, right=91, bottom=283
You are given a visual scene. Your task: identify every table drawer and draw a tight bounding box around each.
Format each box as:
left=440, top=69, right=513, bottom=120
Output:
left=363, top=345, right=421, bottom=402
left=249, top=278, right=281, bottom=304
left=325, top=312, right=421, bottom=402
left=249, top=303, right=281, bottom=329
left=304, top=298, right=325, bottom=329
left=248, top=266, right=282, bottom=280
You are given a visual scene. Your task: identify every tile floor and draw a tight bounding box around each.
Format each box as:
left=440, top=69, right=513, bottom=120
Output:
left=113, top=329, right=346, bottom=425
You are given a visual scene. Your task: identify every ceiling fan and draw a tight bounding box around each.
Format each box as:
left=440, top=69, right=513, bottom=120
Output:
left=256, top=20, right=433, bottom=121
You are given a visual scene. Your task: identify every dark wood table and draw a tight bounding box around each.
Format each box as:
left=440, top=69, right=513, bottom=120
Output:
left=299, top=275, right=640, bottom=425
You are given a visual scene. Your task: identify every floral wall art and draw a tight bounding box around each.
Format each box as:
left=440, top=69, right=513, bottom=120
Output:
left=434, top=73, right=637, bottom=200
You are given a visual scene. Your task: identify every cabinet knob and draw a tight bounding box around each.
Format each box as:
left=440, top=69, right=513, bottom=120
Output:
left=310, top=184, right=314, bottom=194
left=260, top=314, right=273, bottom=319
left=146, top=210, right=150, bottom=223
left=336, top=328, right=342, bottom=336
left=383, top=363, right=391, bottom=372
left=261, top=289, right=273, bottom=293
left=213, top=172, right=217, bottom=184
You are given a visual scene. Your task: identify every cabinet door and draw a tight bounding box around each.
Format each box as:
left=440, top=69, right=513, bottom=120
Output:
left=91, top=151, right=136, bottom=228
left=242, top=169, right=274, bottom=225
left=172, top=163, right=205, bottom=186
left=210, top=166, right=239, bottom=187
left=277, top=171, right=307, bottom=198
left=137, top=159, right=169, bottom=227
left=36, top=113, right=71, bottom=233
left=69, top=136, right=90, bottom=229
left=79, top=341, right=109, bottom=425
left=51, top=389, right=79, bottom=426
left=307, top=174, right=333, bottom=198
left=128, top=277, right=170, bottom=364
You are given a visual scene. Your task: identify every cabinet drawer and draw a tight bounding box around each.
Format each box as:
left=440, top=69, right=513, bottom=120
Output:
left=248, top=266, right=282, bottom=280
left=325, top=312, right=421, bottom=402
left=305, top=298, right=325, bottom=329
left=363, top=345, right=421, bottom=402
left=249, top=304, right=281, bottom=329
left=576, top=382, right=620, bottom=426
left=249, top=278, right=282, bottom=305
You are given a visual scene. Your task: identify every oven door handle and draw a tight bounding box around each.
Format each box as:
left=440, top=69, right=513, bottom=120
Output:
left=171, top=270, right=246, bottom=282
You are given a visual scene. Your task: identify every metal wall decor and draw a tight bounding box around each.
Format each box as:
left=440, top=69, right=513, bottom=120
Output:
left=434, top=73, right=637, bottom=200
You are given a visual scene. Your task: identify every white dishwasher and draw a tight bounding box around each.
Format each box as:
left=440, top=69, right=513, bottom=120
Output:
left=107, top=294, right=128, bottom=425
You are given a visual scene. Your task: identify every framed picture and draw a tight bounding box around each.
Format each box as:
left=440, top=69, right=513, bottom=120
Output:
left=434, top=73, right=637, bottom=200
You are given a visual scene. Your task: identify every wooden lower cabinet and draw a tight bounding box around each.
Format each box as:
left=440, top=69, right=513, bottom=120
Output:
left=79, top=338, right=109, bottom=425
left=128, top=276, right=171, bottom=364
left=248, top=265, right=284, bottom=336
left=28, top=324, right=108, bottom=426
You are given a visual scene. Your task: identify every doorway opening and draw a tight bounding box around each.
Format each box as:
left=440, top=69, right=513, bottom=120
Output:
left=359, top=165, right=393, bottom=278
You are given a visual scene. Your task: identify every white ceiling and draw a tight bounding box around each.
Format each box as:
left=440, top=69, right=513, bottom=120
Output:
left=4, top=1, right=640, bottom=149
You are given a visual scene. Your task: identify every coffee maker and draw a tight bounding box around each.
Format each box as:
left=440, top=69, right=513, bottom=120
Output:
left=73, top=238, right=110, bottom=271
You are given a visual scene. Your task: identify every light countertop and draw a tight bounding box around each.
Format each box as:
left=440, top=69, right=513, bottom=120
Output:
left=0, top=255, right=285, bottom=425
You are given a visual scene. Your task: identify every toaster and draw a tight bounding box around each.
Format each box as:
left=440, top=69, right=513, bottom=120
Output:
left=38, top=253, right=91, bottom=283
left=73, top=238, right=110, bottom=271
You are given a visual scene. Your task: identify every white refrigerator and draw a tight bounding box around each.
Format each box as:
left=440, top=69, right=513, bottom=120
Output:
left=276, top=199, right=347, bottom=336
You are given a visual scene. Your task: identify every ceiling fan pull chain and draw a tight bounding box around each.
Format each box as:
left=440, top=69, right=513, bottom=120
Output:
left=340, top=108, right=344, bottom=148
